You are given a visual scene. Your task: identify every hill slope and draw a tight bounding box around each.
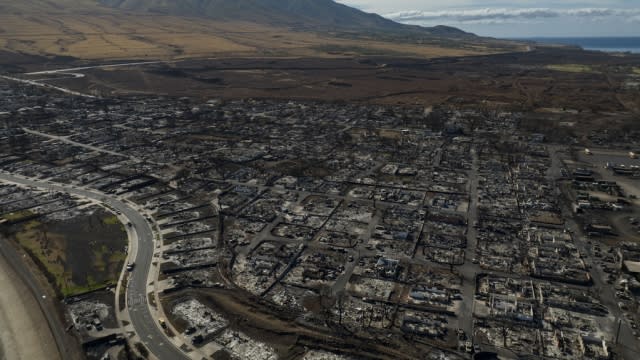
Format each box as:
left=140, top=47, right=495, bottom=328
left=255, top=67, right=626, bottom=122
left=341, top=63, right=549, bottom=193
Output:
left=100, top=0, right=394, bottom=27
left=0, top=0, right=521, bottom=62
left=98, top=0, right=473, bottom=37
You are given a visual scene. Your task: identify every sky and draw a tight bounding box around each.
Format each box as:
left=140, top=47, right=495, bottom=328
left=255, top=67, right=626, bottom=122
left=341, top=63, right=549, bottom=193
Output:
left=336, top=0, right=640, bottom=37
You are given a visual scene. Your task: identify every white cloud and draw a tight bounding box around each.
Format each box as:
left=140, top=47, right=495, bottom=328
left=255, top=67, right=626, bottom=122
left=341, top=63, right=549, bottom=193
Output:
left=385, top=7, right=640, bottom=24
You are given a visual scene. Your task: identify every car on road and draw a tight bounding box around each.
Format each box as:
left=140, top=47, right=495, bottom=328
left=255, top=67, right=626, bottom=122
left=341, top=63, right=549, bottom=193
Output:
left=126, top=262, right=135, bottom=271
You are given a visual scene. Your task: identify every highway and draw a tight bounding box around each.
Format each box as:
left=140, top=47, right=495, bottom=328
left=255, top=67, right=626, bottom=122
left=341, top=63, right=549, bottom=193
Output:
left=1, top=61, right=170, bottom=99
left=24, top=61, right=167, bottom=76
left=0, top=75, right=96, bottom=98
left=0, top=172, right=190, bottom=360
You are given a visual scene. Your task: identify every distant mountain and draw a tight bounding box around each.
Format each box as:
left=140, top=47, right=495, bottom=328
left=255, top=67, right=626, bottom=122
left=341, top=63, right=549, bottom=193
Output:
left=0, top=0, right=523, bottom=62
left=98, top=0, right=475, bottom=38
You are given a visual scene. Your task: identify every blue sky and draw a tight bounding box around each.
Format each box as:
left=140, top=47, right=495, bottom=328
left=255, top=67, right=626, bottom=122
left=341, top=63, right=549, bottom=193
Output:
left=337, top=0, right=640, bottom=37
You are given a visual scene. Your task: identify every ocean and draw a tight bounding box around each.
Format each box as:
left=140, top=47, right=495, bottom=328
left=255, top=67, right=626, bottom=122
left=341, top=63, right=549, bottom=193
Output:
left=515, top=37, right=640, bottom=53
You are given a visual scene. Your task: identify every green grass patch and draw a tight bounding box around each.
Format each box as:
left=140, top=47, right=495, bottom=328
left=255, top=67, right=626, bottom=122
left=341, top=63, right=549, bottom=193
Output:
left=109, top=251, right=127, bottom=263
left=15, top=220, right=69, bottom=294
left=63, top=281, right=113, bottom=297
left=633, top=67, right=640, bottom=75
left=547, top=64, right=596, bottom=73
left=94, top=244, right=108, bottom=272
left=102, top=215, right=121, bottom=225
left=13, top=212, right=128, bottom=298
left=1, top=210, right=35, bottom=222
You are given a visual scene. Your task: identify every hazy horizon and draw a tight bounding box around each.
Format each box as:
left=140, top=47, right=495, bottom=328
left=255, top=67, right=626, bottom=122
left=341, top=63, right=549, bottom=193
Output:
left=337, top=0, right=640, bottom=37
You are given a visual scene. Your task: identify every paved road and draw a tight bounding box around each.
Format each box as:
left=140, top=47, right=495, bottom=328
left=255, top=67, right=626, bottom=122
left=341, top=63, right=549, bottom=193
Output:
left=459, top=146, right=480, bottom=337
left=22, top=128, right=169, bottom=167
left=0, top=75, right=95, bottom=98
left=2, top=61, right=169, bottom=98
left=22, top=128, right=132, bottom=159
left=24, top=61, right=167, bottom=76
left=0, top=172, right=189, bottom=360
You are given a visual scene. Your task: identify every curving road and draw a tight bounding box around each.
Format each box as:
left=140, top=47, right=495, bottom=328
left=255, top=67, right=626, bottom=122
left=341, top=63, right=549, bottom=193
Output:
left=1, top=61, right=171, bottom=99
left=0, top=172, right=189, bottom=360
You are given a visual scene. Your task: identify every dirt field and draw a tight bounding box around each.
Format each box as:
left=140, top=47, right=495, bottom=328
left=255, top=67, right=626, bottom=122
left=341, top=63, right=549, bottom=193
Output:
left=0, top=251, right=60, bottom=360
left=39, top=48, right=639, bottom=117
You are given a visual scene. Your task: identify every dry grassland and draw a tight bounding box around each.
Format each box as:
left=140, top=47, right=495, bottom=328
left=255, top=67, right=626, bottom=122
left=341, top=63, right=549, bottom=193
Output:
left=0, top=10, right=505, bottom=60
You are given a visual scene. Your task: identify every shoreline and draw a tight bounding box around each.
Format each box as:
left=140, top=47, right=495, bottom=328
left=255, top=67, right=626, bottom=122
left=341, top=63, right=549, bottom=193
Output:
left=510, top=37, right=640, bottom=54
left=0, top=237, right=61, bottom=360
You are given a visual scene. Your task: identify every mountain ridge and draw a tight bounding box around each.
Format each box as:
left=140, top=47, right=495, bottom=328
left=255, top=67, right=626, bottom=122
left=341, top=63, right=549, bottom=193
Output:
left=96, top=0, right=476, bottom=38
left=0, top=0, right=523, bottom=62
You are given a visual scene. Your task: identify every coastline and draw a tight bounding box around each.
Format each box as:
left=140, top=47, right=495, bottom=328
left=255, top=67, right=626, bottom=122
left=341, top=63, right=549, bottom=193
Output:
left=0, top=238, right=61, bottom=360
left=510, top=37, right=640, bottom=54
